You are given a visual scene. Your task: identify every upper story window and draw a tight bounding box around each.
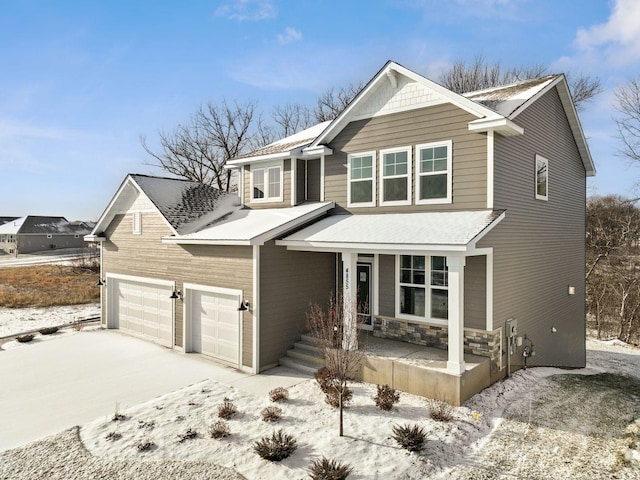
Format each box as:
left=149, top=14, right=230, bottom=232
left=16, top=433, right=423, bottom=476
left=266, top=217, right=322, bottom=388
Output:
left=415, top=140, right=452, bottom=204
left=535, top=155, right=548, bottom=201
left=251, top=161, right=283, bottom=203
left=133, top=212, right=142, bottom=235
left=380, top=146, right=411, bottom=206
left=347, top=152, right=376, bottom=207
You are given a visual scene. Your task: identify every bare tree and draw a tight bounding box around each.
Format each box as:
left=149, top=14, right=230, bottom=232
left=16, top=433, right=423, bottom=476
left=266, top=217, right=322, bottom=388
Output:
left=313, top=82, right=365, bottom=122
left=439, top=55, right=602, bottom=110
left=306, top=294, right=365, bottom=437
left=615, top=76, right=640, bottom=163
left=142, top=99, right=259, bottom=190
left=272, top=103, right=313, bottom=137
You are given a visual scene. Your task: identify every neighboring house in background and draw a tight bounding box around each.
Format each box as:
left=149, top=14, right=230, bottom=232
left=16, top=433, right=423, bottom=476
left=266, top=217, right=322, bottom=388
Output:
left=87, top=61, right=594, bottom=405
left=0, top=216, right=92, bottom=254
left=0, top=217, right=19, bottom=226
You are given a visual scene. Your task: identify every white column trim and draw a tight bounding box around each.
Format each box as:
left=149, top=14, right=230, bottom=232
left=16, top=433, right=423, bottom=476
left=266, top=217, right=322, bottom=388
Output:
left=252, top=245, right=260, bottom=374
left=290, top=157, right=297, bottom=206
left=487, top=130, right=494, bottom=209
left=320, top=154, right=325, bottom=202
left=239, top=165, right=245, bottom=208
left=342, top=251, right=358, bottom=350
left=446, top=255, right=466, bottom=375
left=485, top=251, right=494, bottom=331
left=373, top=254, right=380, bottom=316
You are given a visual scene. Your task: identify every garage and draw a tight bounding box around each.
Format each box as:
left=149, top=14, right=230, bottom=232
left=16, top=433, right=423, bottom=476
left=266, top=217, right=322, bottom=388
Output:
left=108, top=275, right=174, bottom=348
left=185, top=284, right=241, bottom=367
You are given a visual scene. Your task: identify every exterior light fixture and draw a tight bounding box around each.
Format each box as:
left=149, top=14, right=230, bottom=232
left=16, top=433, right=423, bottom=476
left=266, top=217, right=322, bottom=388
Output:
left=96, top=279, right=106, bottom=287
left=238, top=300, right=250, bottom=311
left=568, top=285, right=575, bottom=295
left=170, top=290, right=182, bottom=300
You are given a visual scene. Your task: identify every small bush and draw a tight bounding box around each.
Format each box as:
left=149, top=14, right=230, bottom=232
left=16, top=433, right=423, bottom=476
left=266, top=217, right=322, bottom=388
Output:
left=217, top=400, right=238, bottom=419
left=269, top=387, right=289, bottom=403
left=392, top=424, right=426, bottom=452
left=177, top=428, right=198, bottom=443
left=105, top=431, right=122, bottom=441
left=374, top=384, right=400, bottom=411
left=137, top=440, right=156, bottom=452
left=427, top=399, right=454, bottom=422
left=112, top=402, right=127, bottom=422
left=309, top=457, right=353, bottom=480
left=315, top=368, right=352, bottom=408
left=261, top=406, right=283, bottom=422
left=16, top=334, right=34, bottom=343
left=209, top=421, right=231, bottom=439
left=38, top=326, right=59, bottom=335
left=253, top=429, right=297, bottom=461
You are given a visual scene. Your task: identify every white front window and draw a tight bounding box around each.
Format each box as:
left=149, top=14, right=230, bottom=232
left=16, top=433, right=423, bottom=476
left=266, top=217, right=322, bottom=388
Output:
left=380, top=147, right=411, bottom=206
left=535, top=154, right=548, bottom=201
left=415, top=140, right=452, bottom=204
left=251, top=161, right=283, bottom=203
left=397, top=255, right=448, bottom=323
left=347, top=152, right=376, bottom=207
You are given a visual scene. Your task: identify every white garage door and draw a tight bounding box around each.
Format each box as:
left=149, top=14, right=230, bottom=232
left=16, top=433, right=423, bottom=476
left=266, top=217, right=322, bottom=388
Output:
left=111, top=278, right=173, bottom=348
left=189, top=288, right=240, bottom=365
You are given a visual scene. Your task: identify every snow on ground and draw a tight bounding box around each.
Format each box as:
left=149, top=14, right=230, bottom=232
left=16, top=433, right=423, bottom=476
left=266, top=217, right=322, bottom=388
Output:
left=0, top=303, right=100, bottom=338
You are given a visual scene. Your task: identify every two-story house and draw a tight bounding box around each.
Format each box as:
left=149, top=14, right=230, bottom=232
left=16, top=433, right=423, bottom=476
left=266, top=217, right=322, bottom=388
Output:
left=86, top=61, right=594, bottom=404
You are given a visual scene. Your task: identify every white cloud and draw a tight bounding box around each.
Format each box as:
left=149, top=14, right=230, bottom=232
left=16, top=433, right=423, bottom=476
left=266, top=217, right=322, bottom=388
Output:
left=214, top=0, right=276, bottom=21
left=277, top=27, right=302, bottom=45
left=572, top=0, right=640, bottom=68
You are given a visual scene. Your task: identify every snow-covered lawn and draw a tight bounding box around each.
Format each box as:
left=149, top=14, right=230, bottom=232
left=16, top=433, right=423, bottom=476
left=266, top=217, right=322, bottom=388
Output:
left=1, top=330, right=639, bottom=479
left=0, top=303, right=100, bottom=338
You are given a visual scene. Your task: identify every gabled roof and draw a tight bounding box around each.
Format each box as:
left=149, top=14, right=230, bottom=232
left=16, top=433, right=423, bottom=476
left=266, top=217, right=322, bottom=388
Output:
left=277, top=210, right=505, bottom=253
left=0, top=216, right=84, bottom=235
left=231, top=60, right=594, bottom=177
left=90, top=174, right=240, bottom=238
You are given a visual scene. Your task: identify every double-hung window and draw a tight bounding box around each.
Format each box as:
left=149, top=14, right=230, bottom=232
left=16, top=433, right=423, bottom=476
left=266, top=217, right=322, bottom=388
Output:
left=380, top=147, right=411, bottom=206
left=398, top=255, right=448, bottom=322
left=535, top=154, right=548, bottom=201
left=415, top=140, right=452, bottom=204
left=251, top=161, right=283, bottom=203
left=347, top=152, right=376, bottom=207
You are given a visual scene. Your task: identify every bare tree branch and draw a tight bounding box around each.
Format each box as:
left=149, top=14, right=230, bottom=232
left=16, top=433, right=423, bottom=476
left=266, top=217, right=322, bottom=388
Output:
left=615, top=76, right=640, bottom=163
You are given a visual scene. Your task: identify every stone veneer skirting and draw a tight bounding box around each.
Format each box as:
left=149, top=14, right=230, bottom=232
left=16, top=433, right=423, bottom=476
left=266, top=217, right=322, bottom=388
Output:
left=372, top=316, right=503, bottom=374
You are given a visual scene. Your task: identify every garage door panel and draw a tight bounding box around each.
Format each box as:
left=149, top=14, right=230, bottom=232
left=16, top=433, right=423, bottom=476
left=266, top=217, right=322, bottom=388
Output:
left=189, top=289, right=240, bottom=365
left=111, top=278, right=173, bottom=348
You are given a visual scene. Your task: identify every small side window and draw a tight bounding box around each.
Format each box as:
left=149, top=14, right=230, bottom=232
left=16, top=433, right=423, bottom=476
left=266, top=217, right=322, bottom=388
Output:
left=133, top=212, right=142, bottom=234
left=535, top=155, right=548, bottom=201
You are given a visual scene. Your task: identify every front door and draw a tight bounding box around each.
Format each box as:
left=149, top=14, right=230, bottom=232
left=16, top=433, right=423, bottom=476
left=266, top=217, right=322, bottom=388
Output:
left=357, top=262, right=373, bottom=330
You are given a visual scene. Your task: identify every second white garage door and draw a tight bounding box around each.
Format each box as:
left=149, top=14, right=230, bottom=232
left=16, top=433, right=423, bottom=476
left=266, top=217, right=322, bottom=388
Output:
left=187, top=286, right=241, bottom=366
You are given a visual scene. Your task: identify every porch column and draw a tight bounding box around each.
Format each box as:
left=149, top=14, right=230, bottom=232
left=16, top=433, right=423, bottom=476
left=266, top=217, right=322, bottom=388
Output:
left=341, top=251, right=358, bottom=350
left=446, top=255, right=466, bottom=375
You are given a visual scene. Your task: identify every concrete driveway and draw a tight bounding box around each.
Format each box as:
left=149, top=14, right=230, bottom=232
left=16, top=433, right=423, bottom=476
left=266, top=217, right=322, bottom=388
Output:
left=0, top=329, right=308, bottom=451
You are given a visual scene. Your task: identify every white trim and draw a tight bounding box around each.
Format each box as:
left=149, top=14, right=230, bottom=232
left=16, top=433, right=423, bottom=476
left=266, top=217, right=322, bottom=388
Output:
left=414, top=140, right=452, bottom=205
left=182, top=282, right=243, bottom=370
left=250, top=160, right=284, bottom=204
left=468, top=117, right=524, bottom=136
left=99, top=243, right=105, bottom=326
left=239, top=165, right=245, bottom=207
left=468, top=211, right=506, bottom=249
left=347, top=151, right=376, bottom=208
left=106, top=272, right=175, bottom=287
left=252, top=245, right=260, bottom=374
left=320, top=154, right=325, bottom=202
left=291, top=156, right=297, bottom=206
left=446, top=255, right=465, bottom=375
left=487, top=131, right=494, bottom=209
left=373, top=253, right=380, bottom=316
left=379, top=146, right=412, bottom=206
left=280, top=241, right=469, bottom=253
left=535, top=154, right=549, bottom=201
left=227, top=151, right=295, bottom=166
left=133, top=211, right=142, bottom=235
left=302, top=145, right=332, bottom=156
left=485, top=251, right=494, bottom=331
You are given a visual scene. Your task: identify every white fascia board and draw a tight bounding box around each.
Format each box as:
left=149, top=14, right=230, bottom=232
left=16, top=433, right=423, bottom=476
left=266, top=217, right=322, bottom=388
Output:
left=161, top=236, right=252, bottom=246
left=468, top=117, right=524, bottom=136
left=275, top=240, right=469, bottom=254
left=223, top=164, right=240, bottom=170
left=302, top=145, right=333, bottom=156
left=90, top=175, right=136, bottom=235
left=468, top=211, right=506, bottom=249
left=84, top=234, right=105, bottom=242
left=227, top=149, right=301, bottom=166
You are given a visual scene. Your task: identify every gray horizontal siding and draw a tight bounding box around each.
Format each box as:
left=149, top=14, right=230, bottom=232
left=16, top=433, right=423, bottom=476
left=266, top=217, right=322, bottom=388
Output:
left=325, top=103, right=487, bottom=213
left=103, top=212, right=254, bottom=367
left=478, top=86, right=587, bottom=368
left=243, top=159, right=292, bottom=209
left=464, top=255, right=486, bottom=329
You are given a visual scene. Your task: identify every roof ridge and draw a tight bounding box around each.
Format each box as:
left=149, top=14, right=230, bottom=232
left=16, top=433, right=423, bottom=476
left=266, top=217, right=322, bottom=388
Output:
left=462, top=74, right=560, bottom=96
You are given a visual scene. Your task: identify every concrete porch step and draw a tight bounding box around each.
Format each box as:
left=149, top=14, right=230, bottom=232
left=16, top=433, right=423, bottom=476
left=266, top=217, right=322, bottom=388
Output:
left=293, top=339, right=322, bottom=356
left=278, top=334, right=325, bottom=376
left=278, top=356, right=321, bottom=376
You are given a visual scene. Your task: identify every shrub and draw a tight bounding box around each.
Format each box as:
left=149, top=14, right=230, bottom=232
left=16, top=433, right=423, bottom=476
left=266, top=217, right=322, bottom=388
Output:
left=253, top=429, right=297, bottom=461
left=427, top=399, right=454, bottom=422
left=112, top=402, right=127, bottom=422
left=269, top=387, right=289, bottom=403
left=217, top=400, right=238, bottom=419
left=38, top=326, right=59, bottom=335
left=374, top=384, right=400, bottom=411
left=16, top=334, right=34, bottom=343
left=309, top=457, right=353, bottom=480
left=137, top=440, right=155, bottom=452
left=177, top=428, right=198, bottom=443
left=261, top=406, right=283, bottom=422
left=105, top=431, right=122, bottom=441
left=315, top=367, right=352, bottom=408
left=391, top=424, right=426, bottom=452
left=209, top=421, right=231, bottom=439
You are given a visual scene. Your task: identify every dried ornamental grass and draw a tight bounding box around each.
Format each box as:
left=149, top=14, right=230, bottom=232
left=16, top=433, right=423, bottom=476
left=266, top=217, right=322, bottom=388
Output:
left=217, top=400, right=238, bottom=419
left=391, top=424, right=426, bottom=452
left=261, top=406, right=283, bottom=422
left=427, top=399, right=454, bottom=422
left=309, top=457, right=353, bottom=480
left=253, top=429, right=297, bottom=461
left=269, top=387, right=289, bottom=403
left=209, top=421, right=231, bottom=439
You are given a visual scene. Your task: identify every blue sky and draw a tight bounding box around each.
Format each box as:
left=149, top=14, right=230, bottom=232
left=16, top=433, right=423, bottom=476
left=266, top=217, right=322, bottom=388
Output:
left=1, top=0, right=638, bottom=220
